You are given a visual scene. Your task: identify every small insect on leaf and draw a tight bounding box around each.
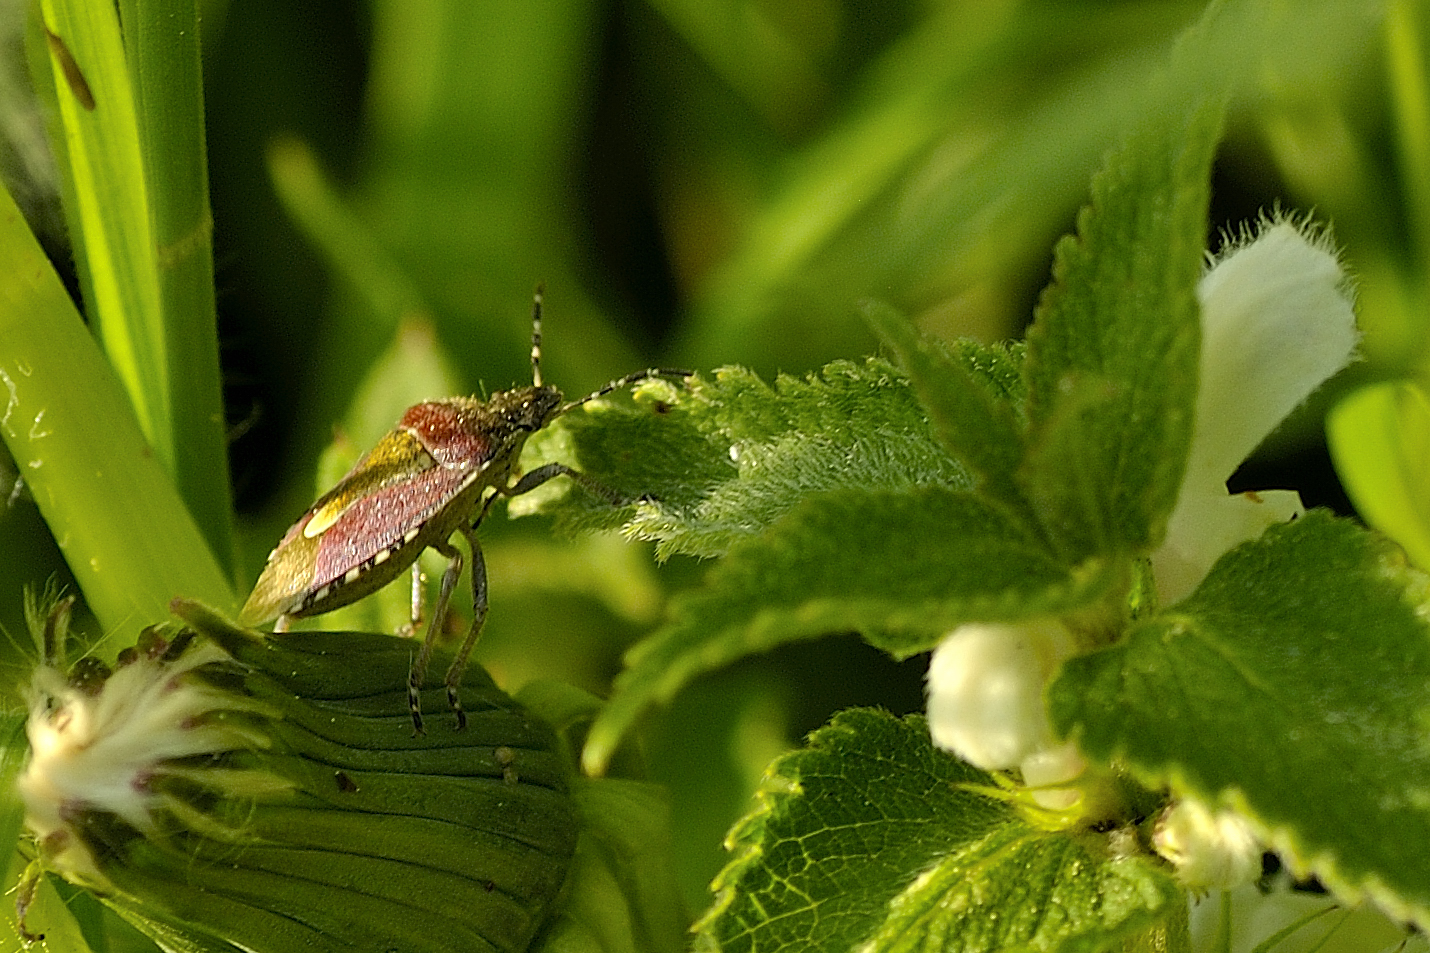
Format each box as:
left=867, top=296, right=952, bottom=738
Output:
left=43, top=25, right=95, bottom=112
left=240, top=289, right=690, bottom=733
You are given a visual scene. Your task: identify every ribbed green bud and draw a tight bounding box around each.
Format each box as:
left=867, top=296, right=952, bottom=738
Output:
left=19, top=598, right=578, bottom=953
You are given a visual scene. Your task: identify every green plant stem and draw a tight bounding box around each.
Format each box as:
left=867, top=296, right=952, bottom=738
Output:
left=39, top=0, right=235, bottom=579
left=119, top=0, right=236, bottom=578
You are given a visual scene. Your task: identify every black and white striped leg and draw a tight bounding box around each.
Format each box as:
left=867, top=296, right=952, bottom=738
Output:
left=408, top=537, right=463, bottom=735
left=443, top=524, right=489, bottom=731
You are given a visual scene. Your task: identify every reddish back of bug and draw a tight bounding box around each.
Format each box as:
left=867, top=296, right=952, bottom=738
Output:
left=239, top=385, right=564, bottom=625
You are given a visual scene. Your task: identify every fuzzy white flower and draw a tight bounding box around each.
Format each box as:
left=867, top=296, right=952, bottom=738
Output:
left=1151, top=220, right=1357, bottom=604
left=1153, top=799, right=1263, bottom=889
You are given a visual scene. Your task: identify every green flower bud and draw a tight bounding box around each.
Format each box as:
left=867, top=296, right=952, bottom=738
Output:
left=19, top=598, right=578, bottom=953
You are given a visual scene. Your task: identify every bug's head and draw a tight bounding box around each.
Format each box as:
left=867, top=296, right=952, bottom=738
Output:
left=491, top=384, right=565, bottom=434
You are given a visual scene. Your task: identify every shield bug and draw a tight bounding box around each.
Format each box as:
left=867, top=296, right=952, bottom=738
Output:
left=239, top=290, right=688, bottom=733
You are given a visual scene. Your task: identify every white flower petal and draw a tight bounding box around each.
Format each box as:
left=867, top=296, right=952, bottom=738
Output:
left=1019, top=743, right=1087, bottom=811
left=1152, top=489, right=1304, bottom=604
left=1188, top=221, right=1357, bottom=490
left=926, top=619, right=1074, bottom=770
left=1153, top=219, right=1356, bottom=604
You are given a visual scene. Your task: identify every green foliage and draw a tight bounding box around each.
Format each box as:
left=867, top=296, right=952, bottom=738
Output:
left=0, top=0, right=1423, bottom=952
left=532, top=359, right=977, bottom=555
left=696, top=710, right=1183, bottom=953
left=1018, top=99, right=1212, bottom=561
left=1052, top=511, right=1430, bottom=928
left=0, top=181, right=234, bottom=632
left=570, top=73, right=1222, bottom=778
left=35, top=0, right=232, bottom=571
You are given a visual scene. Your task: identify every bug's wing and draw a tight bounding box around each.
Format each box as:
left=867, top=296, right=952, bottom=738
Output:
left=308, top=463, right=480, bottom=588
left=239, top=525, right=322, bottom=625
left=239, top=430, right=473, bottom=624
left=304, top=430, right=438, bottom=536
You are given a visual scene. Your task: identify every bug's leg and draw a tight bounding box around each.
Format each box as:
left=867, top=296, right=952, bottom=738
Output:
left=399, top=561, right=424, bottom=639
left=15, top=857, right=43, bottom=943
left=409, top=539, right=463, bottom=735
left=507, top=461, right=627, bottom=506
left=443, top=524, right=489, bottom=731
left=273, top=614, right=293, bottom=634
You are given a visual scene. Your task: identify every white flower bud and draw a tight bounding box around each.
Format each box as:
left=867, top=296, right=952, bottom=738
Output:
left=1153, top=219, right=1357, bottom=603
left=926, top=619, right=1075, bottom=770
left=1153, top=798, right=1263, bottom=889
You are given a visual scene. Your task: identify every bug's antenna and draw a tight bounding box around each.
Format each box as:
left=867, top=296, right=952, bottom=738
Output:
left=559, top=368, right=693, bottom=415
left=531, top=285, right=545, bottom=388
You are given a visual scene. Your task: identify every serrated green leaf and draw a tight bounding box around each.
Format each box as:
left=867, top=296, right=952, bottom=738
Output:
left=583, top=487, right=1113, bottom=774
left=534, top=360, right=976, bottom=558
left=1050, top=510, right=1430, bottom=929
left=866, top=822, right=1182, bottom=953
left=862, top=300, right=1035, bottom=527
left=694, top=710, right=1181, bottom=953
left=1020, top=96, right=1218, bottom=560
left=861, top=300, right=1027, bottom=476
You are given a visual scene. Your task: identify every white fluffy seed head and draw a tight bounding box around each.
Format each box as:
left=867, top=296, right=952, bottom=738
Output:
left=20, top=638, right=270, bottom=887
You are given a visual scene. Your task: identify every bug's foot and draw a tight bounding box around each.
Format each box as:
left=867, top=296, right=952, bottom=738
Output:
left=447, top=684, right=468, bottom=731
left=408, top=682, right=426, bottom=736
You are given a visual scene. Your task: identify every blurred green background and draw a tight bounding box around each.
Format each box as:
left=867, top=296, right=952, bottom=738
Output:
left=0, top=0, right=1416, bottom=919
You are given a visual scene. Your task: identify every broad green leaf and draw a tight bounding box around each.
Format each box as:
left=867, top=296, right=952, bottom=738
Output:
left=535, top=779, right=688, bottom=953
left=1050, top=511, right=1430, bottom=930
left=1327, top=380, right=1430, bottom=571
left=582, top=486, right=1112, bottom=773
left=524, top=362, right=945, bottom=553
left=1019, top=93, right=1217, bottom=561
left=863, top=823, right=1183, bottom=953
left=693, top=710, right=1182, bottom=953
